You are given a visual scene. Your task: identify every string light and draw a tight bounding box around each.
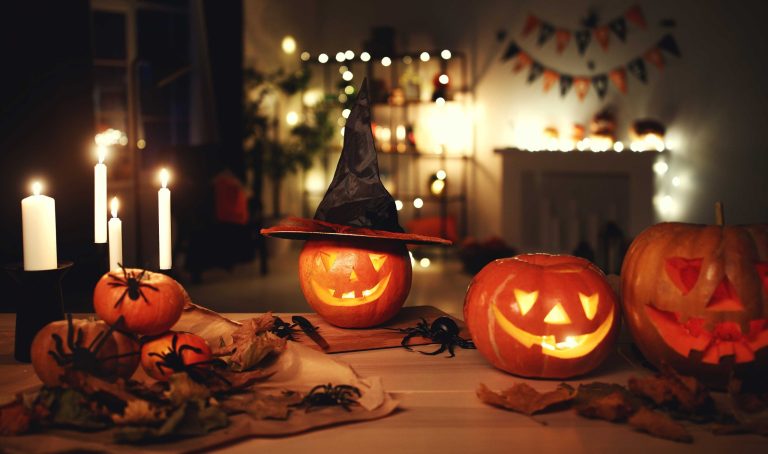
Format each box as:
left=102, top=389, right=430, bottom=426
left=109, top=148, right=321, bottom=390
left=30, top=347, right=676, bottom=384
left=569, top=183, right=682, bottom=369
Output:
left=342, top=70, right=353, bottom=81
left=420, top=51, right=430, bottom=62
left=653, top=160, right=669, bottom=176
left=338, top=65, right=348, bottom=74
left=436, top=170, right=447, bottom=180
left=318, top=53, right=329, bottom=63
left=403, top=55, right=412, bottom=64
left=381, top=57, right=392, bottom=67
left=335, top=52, right=345, bottom=62
left=413, top=197, right=424, bottom=209
left=342, top=109, right=351, bottom=118
left=435, top=97, right=445, bottom=106
left=613, top=141, right=624, bottom=152
left=419, top=258, right=431, bottom=268
left=281, top=36, right=297, bottom=54
left=395, top=200, right=403, bottom=211
left=441, top=49, right=452, bottom=59
left=300, top=51, right=310, bottom=61
left=438, top=74, right=449, bottom=84
left=345, top=50, right=354, bottom=60
left=360, top=52, right=371, bottom=62
left=344, top=85, right=355, bottom=95
left=286, top=111, right=299, bottom=126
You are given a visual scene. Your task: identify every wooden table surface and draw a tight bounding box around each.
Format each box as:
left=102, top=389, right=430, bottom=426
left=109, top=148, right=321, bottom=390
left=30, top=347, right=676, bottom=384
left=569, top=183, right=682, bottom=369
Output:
left=1, top=314, right=765, bottom=454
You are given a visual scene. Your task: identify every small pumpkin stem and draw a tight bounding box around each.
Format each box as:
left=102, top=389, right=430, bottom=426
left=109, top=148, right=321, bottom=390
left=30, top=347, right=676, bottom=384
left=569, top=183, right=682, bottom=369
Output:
left=715, top=201, right=725, bottom=226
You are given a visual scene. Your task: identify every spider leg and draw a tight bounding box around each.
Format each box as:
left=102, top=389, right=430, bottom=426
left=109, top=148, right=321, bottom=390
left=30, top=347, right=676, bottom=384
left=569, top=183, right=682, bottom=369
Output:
left=48, top=350, right=68, bottom=366
left=74, top=328, right=84, bottom=348
left=50, top=333, right=66, bottom=357
left=178, top=344, right=203, bottom=355
left=113, top=288, right=129, bottom=308
left=421, top=343, right=447, bottom=356
left=87, top=330, right=106, bottom=351
left=447, top=342, right=456, bottom=358
left=400, top=332, right=419, bottom=351
left=65, top=314, right=75, bottom=350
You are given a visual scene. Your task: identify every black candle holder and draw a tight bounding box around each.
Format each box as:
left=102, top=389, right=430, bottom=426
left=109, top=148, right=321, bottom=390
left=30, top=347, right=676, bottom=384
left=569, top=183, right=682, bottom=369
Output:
left=5, top=261, right=73, bottom=362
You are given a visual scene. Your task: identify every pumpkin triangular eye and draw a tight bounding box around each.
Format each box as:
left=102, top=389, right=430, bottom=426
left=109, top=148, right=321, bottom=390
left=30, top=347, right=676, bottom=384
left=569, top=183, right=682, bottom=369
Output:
left=369, top=254, right=388, bottom=272
left=579, top=293, right=599, bottom=320
left=513, top=289, right=538, bottom=316
left=757, top=262, right=768, bottom=291
left=706, top=276, right=743, bottom=311
left=319, top=252, right=338, bottom=271
left=544, top=303, right=572, bottom=325
left=665, top=258, right=702, bottom=295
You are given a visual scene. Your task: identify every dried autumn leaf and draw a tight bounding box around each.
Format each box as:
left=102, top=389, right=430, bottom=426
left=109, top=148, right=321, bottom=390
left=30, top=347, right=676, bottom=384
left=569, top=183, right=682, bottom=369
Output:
left=221, top=391, right=303, bottom=420
left=223, top=314, right=287, bottom=372
left=0, top=399, right=32, bottom=435
left=628, top=407, right=693, bottom=443
left=578, top=391, right=636, bottom=422
left=112, top=399, right=166, bottom=426
left=724, top=377, right=768, bottom=436
left=477, top=382, right=576, bottom=415
left=628, top=366, right=714, bottom=415
left=164, top=373, right=211, bottom=406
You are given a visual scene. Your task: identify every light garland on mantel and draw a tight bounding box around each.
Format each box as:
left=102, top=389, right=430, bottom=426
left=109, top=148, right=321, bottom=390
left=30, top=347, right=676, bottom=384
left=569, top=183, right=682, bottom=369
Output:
left=513, top=134, right=666, bottom=153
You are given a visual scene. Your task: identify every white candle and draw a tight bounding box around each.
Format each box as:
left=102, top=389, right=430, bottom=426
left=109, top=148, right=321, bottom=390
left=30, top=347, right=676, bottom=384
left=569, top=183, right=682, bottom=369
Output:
left=108, top=197, right=123, bottom=271
left=94, top=146, right=108, bottom=243
left=21, top=181, right=57, bottom=271
left=158, top=168, right=172, bottom=270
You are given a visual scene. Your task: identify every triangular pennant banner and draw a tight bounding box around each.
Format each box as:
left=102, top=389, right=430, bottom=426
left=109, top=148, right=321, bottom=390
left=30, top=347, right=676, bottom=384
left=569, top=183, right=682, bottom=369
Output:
left=559, top=75, right=573, bottom=97
left=537, top=22, right=555, bottom=46
left=644, top=48, right=665, bottom=70
left=625, top=5, right=647, bottom=29
left=609, top=68, right=627, bottom=93
left=522, top=15, right=540, bottom=37
left=574, top=77, right=590, bottom=101
left=658, top=34, right=681, bottom=57
left=502, top=42, right=521, bottom=61
left=609, top=18, right=627, bottom=41
left=594, top=26, right=611, bottom=51
left=592, top=74, right=609, bottom=99
left=627, top=58, right=647, bottom=83
left=555, top=29, right=571, bottom=53
left=513, top=52, right=532, bottom=73
left=542, top=70, right=559, bottom=92
left=527, top=62, right=545, bottom=83
left=575, top=29, right=591, bottom=55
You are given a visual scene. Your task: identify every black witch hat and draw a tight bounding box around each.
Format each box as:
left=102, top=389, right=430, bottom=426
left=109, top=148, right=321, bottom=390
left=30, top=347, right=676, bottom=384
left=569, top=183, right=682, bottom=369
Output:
left=261, top=79, right=450, bottom=245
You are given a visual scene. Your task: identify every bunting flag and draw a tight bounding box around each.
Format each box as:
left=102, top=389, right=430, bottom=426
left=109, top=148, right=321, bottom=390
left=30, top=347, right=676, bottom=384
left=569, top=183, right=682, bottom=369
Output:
left=627, top=58, right=647, bottom=83
left=555, top=29, right=571, bottom=53
left=501, top=35, right=681, bottom=100
left=593, top=26, right=611, bottom=51
left=609, top=68, right=627, bottom=93
left=574, top=78, right=590, bottom=101
left=542, top=70, right=559, bottom=92
left=592, top=74, right=609, bottom=99
left=537, top=22, right=556, bottom=46
left=519, top=5, right=655, bottom=54
left=574, top=29, right=591, bottom=55
left=644, top=48, right=665, bottom=70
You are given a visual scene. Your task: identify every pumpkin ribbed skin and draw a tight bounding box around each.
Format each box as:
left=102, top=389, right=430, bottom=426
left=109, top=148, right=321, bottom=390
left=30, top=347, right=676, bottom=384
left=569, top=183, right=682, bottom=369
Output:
left=298, top=239, right=412, bottom=328
left=93, top=268, right=185, bottom=335
left=621, top=223, right=768, bottom=388
left=31, top=318, right=139, bottom=386
left=464, top=254, right=619, bottom=378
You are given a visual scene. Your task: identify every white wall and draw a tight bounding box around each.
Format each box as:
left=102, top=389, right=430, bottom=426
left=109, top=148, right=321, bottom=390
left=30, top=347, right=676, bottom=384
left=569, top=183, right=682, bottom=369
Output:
left=244, top=0, right=768, bottom=240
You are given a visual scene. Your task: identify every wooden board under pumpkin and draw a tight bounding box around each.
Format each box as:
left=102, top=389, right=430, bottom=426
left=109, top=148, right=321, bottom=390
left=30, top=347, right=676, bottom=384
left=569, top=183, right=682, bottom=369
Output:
left=263, top=306, right=468, bottom=354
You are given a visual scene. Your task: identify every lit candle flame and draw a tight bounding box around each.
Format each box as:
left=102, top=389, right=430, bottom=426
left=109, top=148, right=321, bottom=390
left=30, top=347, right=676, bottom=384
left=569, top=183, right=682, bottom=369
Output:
left=32, top=181, right=42, bottom=196
left=110, top=197, right=119, bottom=218
left=160, top=168, right=169, bottom=188
left=97, top=145, right=107, bottom=164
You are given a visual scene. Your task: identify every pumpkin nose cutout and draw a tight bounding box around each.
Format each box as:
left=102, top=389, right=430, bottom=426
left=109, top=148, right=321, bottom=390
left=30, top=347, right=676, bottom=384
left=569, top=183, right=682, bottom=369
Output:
left=706, top=277, right=744, bottom=311
left=665, top=258, right=702, bottom=295
left=543, top=303, right=571, bottom=324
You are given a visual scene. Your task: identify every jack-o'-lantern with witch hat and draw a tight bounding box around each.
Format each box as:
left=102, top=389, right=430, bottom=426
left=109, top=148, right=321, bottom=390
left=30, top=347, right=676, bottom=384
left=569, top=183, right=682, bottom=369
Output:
left=262, top=79, right=450, bottom=328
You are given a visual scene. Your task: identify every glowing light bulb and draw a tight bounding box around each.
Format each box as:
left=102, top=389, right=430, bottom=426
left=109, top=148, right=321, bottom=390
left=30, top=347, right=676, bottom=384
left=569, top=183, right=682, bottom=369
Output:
left=281, top=36, right=297, bottom=54
left=420, top=51, right=430, bottom=62
left=342, top=109, right=351, bottom=119
left=110, top=196, right=119, bottom=218
left=338, top=65, right=348, bottom=74
left=441, top=49, right=452, bottom=60
left=438, top=74, right=449, bottom=84
left=381, top=57, right=392, bottom=67
left=344, top=85, right=355, bottom=95
left=137, top=139, right=146, bottom=149
left=653, top=161, right=669, bottom=176
left=340, top=127, right=345, bottom=136
left=395, top=200, right=403, bottom=211
left=318, top=53, right=329, bottom=63
left=413, top=197, right=424, bottom=209
left=436, top=170, right=447, bottom=180
left=435, top=97, right=445, bottom=106
left=672, top=176, right=681, bottom=187
left=360, top=52, right=371, bottom=62
left=345, top=50, right=354, bottom=60
left=335, top=52, right=345, bottom=62
left=342, top=70, right=353, bottom=81
left=613, top=141, right=624, bottom=152
left=286, top=111, right=299, bottom=126
left=403, top=55, right=412, bottom=64
left=419, top=258, right=431, bottom=268
left=300, top=51, right=310, bottom=61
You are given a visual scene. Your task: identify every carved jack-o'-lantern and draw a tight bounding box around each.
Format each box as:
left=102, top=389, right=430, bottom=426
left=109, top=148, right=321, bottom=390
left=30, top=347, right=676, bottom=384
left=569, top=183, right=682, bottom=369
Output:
left=621, top=222, right=768, bottom=387
left=464, top=254, right=619, bottom=378
left=299, top=239, right=412, bottom=328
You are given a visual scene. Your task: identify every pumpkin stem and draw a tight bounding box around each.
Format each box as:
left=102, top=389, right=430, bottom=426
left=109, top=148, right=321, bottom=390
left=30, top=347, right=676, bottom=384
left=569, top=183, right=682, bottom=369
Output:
left=715, top=201, right=725, bottom=226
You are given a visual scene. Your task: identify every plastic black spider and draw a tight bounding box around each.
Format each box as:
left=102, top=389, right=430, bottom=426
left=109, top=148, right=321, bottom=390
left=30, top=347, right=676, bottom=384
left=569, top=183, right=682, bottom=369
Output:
left=271, top=316, right=300, bottom=340
left=292, top=384, right=361, bottom=412
left=389, top=316, right=475, bottom=357
left=106, top=264, right=159, bottom=309
left=48, top=314, right=138, bottom=379
left=147, top=333, right=230, bottom=385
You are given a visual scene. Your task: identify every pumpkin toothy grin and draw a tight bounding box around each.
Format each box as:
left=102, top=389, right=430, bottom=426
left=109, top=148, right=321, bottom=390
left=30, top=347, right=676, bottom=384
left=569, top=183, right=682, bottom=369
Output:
left=645, top=305, right=768, bottom=364
left=310, top=273, right=392, bottom=306
left=492, top=304, right=615, bottom=359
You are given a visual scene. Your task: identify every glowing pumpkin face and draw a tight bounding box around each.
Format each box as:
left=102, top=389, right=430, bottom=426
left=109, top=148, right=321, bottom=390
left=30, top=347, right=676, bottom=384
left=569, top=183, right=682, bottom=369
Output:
left=299, top=239, right=412, bottom=328
left=464, top=254, right=619, bottom=378
left=622, top=223, right=768, bottom=387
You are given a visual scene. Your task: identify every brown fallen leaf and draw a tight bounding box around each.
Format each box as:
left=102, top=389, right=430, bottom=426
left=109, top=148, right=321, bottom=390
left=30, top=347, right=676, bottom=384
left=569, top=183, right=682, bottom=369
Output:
left=219, top=314, right=287, bottom=372
left=0, top=398, right=32, bottom=435
left=628, top=366, right=713, bottom=415
left=578, top=391, right=636, bottom=422
left=221, top=391, right=303, bottom=420
left=628, top=407, right=693, bottom=443
left=477, top=382, right=576, bottom=415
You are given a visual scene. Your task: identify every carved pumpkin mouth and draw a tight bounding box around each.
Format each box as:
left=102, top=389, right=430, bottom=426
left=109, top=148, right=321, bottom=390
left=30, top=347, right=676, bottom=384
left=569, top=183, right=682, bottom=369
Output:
left=645, top=304, right=768, bottom=364
left=309, top=273, right=392, bottom=307
left=492, top=304, right=615, bottom=359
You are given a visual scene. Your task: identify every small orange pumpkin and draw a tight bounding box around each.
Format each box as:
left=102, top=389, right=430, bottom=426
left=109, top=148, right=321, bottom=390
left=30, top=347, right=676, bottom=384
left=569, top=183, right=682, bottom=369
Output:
left=93, top=268, right=185, bottom=335
left=464, top=254, right=620, bottom=378
left=298, top=238, right=412, bottom=328
left=31, top=315, right=139, bottom=386
left=140, top=332, right=213, bottom=381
